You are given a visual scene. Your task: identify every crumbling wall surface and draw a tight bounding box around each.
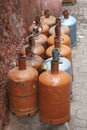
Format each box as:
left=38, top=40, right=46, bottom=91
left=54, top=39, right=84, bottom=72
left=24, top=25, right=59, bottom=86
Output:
left=36, top=0, right=62, bottom=11
left=20, top=0, right=38, bottom=27
left=36, top=0, right=62, bottom=17
left=0, top=0, right=27, bottom=129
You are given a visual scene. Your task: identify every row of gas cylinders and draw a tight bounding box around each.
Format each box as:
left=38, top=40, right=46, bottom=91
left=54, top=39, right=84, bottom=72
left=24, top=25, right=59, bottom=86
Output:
left=7, top=9, right=77, bottom=125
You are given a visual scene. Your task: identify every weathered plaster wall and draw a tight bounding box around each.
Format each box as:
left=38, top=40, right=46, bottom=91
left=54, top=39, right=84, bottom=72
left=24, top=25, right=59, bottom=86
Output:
left=0, top=0, right=27, bottom=129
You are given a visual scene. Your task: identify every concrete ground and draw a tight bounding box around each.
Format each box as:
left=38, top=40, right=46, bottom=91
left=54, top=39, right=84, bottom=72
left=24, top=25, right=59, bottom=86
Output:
left=3, top=0, right=87, bottom=129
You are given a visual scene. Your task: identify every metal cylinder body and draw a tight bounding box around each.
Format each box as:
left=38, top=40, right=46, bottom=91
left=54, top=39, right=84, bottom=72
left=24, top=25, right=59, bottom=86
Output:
left=46, top=44, right=72, bottom=62
left=26, top=34, right=48, bottom=50
left=41, top=10, right=56, bottom=27
left=29, top=22, right=49, bottom=36
left=39, top=69, right=71, bottom=124
left=44, top=57, right=72, bottom=78
left=49, top=25, right=70, bottom=36
left=48, top=34, right=71, bottom=47
left=21, top=44, right=45, bottom=59
left=7, top=57, right=38, bottom=116
left=26, top=55, right=43, bottom=72
left=61, top=10, right=77, bottom=47
left=25, top=46, right=43, bottom=72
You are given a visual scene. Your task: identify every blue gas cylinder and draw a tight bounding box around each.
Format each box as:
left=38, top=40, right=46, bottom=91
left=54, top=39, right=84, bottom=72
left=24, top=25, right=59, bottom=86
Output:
left=61, top=10, right=77, bottom=47
left=43, top=57, right=72, bottom=78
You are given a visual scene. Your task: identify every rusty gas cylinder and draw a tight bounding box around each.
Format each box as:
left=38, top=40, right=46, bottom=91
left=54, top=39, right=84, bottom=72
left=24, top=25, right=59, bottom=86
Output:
left=26, top=33, right=48, bottom=50
left=39, top=48, right=71, bottom=124
left=49, top=18, right=70, bottom=36
left=7, top=54, right=38, bottom=116
left=21, top=36, right=45, bottom=59
left=29, top=16, right=49, bottom=36
left=48, top=33, right=71, bottom=47
left=41, top=10, right=56, bottom=27
left=46, top=37, right=72, bottom=62
left=48, top=21, right=71, bottom=47
left=25, top=47, right=43, bottom=72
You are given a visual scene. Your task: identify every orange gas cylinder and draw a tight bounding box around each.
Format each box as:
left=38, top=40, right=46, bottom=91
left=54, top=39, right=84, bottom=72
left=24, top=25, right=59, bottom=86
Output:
left=26, top=34, right=48, bottom=50
left=49, top=18, right=70, bottom=36
left=25, top=47, right=43, bottom=72
left=48, top=34, right=71, bottom=47
left=39, top=48, right=71, bottom=124
left=21, top=36, right=45, bottom=59
left=41, top=10, right=56, bottom=27
left=7, top=55, right=38, bottom=116
left=29, top=16, right=49, bottom=36
left=46, top=37, right=72, bottom=62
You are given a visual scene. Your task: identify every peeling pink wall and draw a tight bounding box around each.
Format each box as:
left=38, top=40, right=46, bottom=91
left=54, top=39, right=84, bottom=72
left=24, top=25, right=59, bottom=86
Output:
left=20, top=0, right=39, bottom=28
left=36, top=0, right=62, bottom=11
left=0, top=0, right=27, bottom=129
